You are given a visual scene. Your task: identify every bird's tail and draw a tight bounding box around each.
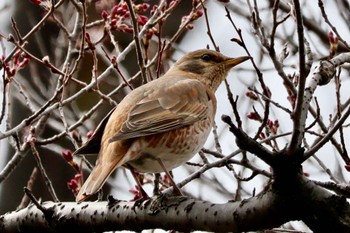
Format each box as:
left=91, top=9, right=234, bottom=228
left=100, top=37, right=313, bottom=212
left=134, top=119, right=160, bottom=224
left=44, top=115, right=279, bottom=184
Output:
left=75, top=160, right=119, bottom=203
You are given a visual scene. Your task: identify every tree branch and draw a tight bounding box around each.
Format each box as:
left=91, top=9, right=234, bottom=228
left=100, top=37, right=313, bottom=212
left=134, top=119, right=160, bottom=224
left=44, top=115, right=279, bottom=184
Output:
left=2, top=175, right=350, bottom=232
left=288, top=0, right=308, bottom=154
left=221, top=115, right=275, bottom=166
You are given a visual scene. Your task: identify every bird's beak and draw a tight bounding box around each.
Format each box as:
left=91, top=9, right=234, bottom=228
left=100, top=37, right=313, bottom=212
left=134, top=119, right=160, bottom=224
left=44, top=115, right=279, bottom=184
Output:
left=225, top=56, right=251, bottom=68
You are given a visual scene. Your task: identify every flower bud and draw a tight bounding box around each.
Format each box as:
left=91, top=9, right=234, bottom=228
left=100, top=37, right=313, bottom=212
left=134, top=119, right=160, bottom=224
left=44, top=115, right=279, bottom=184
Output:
left=192, top=9, right=203, bottom=20
left=329, top=31, right=338, bottom=57
left=19, top=58, right=30, bottom=68
left=102, top=10, right=108, bottom=21
left=29, top=0, right=41, bottom=5
left=138, top=15, right=148, bottom=25
left=345, top=164, right=350, bottom=172
left=247, top=112, right=262, bottom=121
left=246, top=91, right=258, bottom=101
left=62, top=149, right=73, bottom=162
left=87, top=130, right=94, bottom=139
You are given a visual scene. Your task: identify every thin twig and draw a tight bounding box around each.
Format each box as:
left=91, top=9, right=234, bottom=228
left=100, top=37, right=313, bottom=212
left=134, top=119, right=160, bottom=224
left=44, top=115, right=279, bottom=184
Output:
left=318, top=0, right=350, bottom=50
left=225, top=6, right=270, bottom=140
left=4, top=0, right=64, bottom=63
left=125, top=0, right=147, bottom=83
left=0, top=71, right=7, bottom=125
left=200, top=1, right=219, bottom=51
left=304, top=105, right=350, bottom=161
left=29, top=139, right=59, bottom=202
left=101, top=46, right=133, bottom=90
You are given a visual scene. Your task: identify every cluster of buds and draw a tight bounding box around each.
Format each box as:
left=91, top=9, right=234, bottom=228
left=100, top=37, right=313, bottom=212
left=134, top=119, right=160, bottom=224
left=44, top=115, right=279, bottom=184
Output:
left=150, top=0, right=178, bottom=16
left=143, top=2, right=174, bottom=44
left=64, top=129, right=97, bottom=196
left=266, top=119, right=279, bottom=134
left=102, top=2, right=150, bottom=33
left=248, top=113, right=279, bottom=144
left=257, top=119, right=279, bottom=147
left=134, top=2, right=150, bottom=14
left=61, top=149, right=83, bottom=196
left=67, top=173, right=82, bottom=196
left=143, top=26, right=159, bottom=50
left=181, top=9, right=203, bottom=30
left=2, top=51, right=30, bottom=82
left=144, top=27, right=159, bottom=41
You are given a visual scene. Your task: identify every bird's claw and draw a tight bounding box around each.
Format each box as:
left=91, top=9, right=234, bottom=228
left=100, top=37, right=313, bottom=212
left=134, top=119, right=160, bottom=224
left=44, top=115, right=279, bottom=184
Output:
left=148, top=193, right=188, bottom=214
left=131, top=194, right=150, bottom=211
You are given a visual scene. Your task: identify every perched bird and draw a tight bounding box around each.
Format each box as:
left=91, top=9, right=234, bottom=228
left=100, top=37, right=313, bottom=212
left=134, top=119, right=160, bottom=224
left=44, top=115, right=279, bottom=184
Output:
left=74, top=49, right=250, bottom=202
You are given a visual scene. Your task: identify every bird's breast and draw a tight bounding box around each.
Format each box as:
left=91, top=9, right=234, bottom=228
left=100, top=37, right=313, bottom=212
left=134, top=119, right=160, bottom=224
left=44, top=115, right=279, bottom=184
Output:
left=126, top=117, right=213, bottom=173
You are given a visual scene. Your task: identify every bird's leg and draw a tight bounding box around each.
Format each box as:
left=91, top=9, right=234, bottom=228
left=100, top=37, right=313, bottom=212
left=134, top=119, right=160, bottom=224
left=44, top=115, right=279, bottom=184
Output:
left=153, top=173, right=161, bottom=196
left=156, top=158, right=183, bottom=196
left=127, top=165, right=149, bottom=200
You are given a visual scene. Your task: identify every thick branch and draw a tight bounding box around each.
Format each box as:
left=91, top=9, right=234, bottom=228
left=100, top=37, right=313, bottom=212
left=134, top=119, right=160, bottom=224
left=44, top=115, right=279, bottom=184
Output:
left=221, top=114, right=275, bottom=166
left=288, top=0, right=307, bottom=153
left=2, top=174, right=350, bottom=232
left=0, top=193, right=283, bottom=232
left=286, top=53, right=350, bottom=155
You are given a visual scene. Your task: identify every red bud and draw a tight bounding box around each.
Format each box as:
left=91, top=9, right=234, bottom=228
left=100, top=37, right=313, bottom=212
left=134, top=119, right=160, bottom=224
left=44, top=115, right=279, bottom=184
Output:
left=62, top=149, right=73, bottom=162
left=102, top=10, right=108, bottom=21
left=247, top=112, right=262, bottom=121
left=29, top=0, right=41, bottom=5
left=246, top=91, right=258, bottom=101
left=345, top=164, right=350, bottom=172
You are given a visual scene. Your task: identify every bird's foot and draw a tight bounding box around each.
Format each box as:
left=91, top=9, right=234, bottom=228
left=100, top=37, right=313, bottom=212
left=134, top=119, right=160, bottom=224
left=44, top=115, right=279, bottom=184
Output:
left=131, top=194, right=150, bottom=211
left=148, top=193, right=188, bottom=214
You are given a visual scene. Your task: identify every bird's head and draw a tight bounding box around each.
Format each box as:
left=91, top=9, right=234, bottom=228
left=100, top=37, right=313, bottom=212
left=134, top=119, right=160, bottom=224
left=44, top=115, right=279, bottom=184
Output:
left=174, top=49, right=250, bottom=91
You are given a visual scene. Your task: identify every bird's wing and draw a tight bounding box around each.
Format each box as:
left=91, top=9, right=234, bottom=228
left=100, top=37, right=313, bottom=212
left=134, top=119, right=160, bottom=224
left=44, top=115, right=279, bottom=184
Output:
left=109, top=78, right=214, bottom=142
left=73, top=107, right=116, bottom=155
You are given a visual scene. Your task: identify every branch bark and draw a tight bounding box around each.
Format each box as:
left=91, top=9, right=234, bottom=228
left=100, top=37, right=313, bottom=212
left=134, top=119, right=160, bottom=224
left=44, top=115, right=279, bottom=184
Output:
left=1, top=173, right=350, bottom=232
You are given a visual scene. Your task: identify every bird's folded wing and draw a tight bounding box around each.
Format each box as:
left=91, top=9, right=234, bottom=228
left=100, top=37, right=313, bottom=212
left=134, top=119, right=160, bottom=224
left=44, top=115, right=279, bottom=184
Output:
left=74, top=107, right=116, bottom=155
left=109, top=79, right=212, bottom=142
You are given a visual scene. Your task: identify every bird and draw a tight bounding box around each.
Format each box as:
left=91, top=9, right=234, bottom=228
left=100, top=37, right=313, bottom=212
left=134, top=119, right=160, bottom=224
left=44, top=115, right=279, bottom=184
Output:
left=74, top=49, right=250, bottom=202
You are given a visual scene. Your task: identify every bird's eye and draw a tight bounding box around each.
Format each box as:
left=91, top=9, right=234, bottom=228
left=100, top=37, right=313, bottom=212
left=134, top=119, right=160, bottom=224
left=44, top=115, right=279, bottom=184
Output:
left=201, top=54, right=212, bottom=61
